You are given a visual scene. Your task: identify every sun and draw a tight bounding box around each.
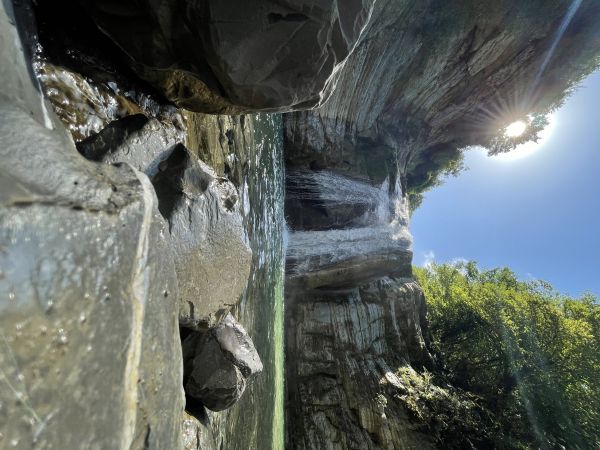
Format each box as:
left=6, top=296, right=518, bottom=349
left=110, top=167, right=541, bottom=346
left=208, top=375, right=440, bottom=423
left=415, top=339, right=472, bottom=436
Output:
left=505, top=120, right=527, bottom=137
left=494, top=114, right=556, bottom=161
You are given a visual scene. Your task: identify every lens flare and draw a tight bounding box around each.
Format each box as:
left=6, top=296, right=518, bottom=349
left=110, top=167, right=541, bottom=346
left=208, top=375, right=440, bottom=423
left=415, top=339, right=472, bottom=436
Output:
left=505, top=120, right=527, bottom=137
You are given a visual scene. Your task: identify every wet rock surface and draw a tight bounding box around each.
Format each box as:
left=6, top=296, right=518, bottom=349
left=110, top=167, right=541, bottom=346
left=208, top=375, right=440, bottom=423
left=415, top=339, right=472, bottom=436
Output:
left=0, top=4, right=184, bottom=449
left=183, top=314, right=263, bottom=412
left=77, top=113, right=253, bottom=330
left=152, top=146, right=252, bottom=330
left=80, top=0, right=376, bottom=113
left=182, top=412, right=217, bottom=450
left=77, top=114, right=184, bottom=177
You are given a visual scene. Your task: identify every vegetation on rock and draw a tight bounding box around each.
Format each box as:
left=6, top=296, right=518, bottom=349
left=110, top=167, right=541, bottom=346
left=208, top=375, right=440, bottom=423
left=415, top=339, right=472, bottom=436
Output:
left=413, top=262, right=600, bottom=449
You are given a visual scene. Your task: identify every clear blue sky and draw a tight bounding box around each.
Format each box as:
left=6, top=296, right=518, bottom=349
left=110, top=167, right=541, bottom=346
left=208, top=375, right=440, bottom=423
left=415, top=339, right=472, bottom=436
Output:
left=412, top=71, right=600, bottom=298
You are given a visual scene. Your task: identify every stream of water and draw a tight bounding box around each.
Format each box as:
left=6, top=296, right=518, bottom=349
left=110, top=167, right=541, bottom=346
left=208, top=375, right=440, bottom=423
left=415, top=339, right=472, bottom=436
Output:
left=211, top=113, right=285, bottom=450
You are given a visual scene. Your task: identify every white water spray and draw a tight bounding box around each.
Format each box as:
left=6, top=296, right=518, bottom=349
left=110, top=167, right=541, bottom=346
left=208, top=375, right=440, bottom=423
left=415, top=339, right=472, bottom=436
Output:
left=286, top=171, right=412, bottom=285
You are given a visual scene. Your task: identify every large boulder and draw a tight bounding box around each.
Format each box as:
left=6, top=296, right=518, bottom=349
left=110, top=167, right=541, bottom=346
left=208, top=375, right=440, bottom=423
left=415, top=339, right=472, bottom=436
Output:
left=77, top=114, right=252, bottom=330
left=182, top=314, right=263, bottom=412
left=152, top=146, right=252, bottom=329
left=0, top=3, right=184, bottom=448
left=81, top=0, right=376, bottom=112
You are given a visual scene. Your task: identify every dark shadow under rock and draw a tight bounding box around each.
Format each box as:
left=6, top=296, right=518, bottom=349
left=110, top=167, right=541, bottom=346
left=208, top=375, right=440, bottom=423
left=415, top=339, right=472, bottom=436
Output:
left=79, top=0, right=376, bottom=113
left=77, top=114, right=184, bottom=177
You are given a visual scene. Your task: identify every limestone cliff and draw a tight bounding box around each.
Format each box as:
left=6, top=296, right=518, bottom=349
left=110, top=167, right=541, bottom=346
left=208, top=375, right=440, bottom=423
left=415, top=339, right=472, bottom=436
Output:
left=284, top=0, right=600, bottom=191
left=285, top=278, right=434, bottom=450
left=283, top=1, right=600, bottom=449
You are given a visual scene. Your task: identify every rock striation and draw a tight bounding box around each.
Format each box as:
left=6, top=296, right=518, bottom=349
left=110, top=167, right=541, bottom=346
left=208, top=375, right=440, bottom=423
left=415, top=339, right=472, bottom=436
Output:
left=283, top=167, right=434, bottom=449
left=286, top=278, right=434, bottom=450
left=284, top=0, right=600, bottom=192
left=283, top=1, right=600, bottom=449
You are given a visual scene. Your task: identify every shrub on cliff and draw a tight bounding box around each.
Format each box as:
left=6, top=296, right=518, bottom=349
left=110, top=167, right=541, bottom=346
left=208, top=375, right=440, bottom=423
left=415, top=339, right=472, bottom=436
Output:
left=414, top=262, right=600, bottom=449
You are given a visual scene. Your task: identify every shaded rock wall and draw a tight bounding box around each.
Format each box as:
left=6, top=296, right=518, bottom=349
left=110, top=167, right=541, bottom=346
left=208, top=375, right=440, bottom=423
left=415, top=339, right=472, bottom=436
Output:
left=78, top=0, right=376, bottom=113
left=285, top=278, right=433, bottom=450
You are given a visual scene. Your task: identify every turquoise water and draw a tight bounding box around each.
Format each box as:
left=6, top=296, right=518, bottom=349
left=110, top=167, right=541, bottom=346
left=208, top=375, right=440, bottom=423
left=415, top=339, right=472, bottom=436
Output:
left=212, top=113, right=285, bottom=450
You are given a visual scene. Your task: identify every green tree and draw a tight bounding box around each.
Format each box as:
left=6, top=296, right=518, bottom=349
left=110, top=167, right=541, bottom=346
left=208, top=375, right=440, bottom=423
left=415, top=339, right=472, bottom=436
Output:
left=414, top=262, right=600, bottom=449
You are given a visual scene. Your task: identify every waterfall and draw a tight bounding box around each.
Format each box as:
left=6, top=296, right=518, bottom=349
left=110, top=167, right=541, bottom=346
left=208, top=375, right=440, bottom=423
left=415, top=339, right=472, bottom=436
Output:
left=287, top=170, right=392, bottom=224
left=286, top=170, right=412, bottom=289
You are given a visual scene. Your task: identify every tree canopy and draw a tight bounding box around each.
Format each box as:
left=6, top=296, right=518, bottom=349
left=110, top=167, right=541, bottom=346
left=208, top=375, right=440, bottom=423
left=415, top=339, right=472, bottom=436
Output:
left=413, top=262, right=600, bottom=449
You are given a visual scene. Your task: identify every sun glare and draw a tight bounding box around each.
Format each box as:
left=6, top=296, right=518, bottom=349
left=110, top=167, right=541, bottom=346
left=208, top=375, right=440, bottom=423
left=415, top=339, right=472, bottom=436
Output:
left=505, top=120, right=527, bottom=137
left=495, top=115, right=556, bottom=161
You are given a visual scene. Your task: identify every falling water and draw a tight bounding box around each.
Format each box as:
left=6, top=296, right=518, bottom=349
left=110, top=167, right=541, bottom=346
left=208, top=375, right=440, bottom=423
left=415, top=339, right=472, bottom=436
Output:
left=287, top=170, right=392, bottom=224
left=286, top=171, right=412, bottom=288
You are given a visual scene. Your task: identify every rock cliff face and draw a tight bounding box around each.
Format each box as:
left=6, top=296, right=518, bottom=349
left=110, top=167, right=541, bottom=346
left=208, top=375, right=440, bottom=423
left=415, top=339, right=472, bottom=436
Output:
left=283, top=169, right=435, bottom=449
left=283, top=1, right=600, bottom=449
left=285, top=278, right=434, bottom=450
left=284, top=0, right=600, bottom=189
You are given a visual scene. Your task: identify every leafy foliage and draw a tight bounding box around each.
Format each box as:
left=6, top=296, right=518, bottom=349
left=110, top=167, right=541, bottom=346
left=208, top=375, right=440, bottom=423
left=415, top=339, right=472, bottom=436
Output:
left=407, top=145, right=466, bottom=214
left=395, top=366, right=499, bottom=449
left=414, top=262, right=600, bottom=449
left=486, top=114, right=550, bottom=156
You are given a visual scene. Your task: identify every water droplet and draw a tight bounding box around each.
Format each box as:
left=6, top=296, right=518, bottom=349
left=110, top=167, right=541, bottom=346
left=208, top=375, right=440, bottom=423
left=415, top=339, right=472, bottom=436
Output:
left=79, top=313, right=86, bottom=324
left=57, top=329, right=68, bottom=345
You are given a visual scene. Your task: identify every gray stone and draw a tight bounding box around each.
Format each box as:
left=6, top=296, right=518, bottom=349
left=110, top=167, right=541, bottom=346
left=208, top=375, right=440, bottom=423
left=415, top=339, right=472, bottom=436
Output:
left=285, top=278, right=434, bottom=450
left=78, top=113, right=252, bottom=330
left=0, top=3, right=184, bottom=448
left=77, top=114, right=184, bottom=177
left=183, top=314, right=263, bottom=412
left=152, top=146, right=252, bottom=330
left=82, top=0, right=376, bottom=113
left=182, top=412, right=217, bottom=450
